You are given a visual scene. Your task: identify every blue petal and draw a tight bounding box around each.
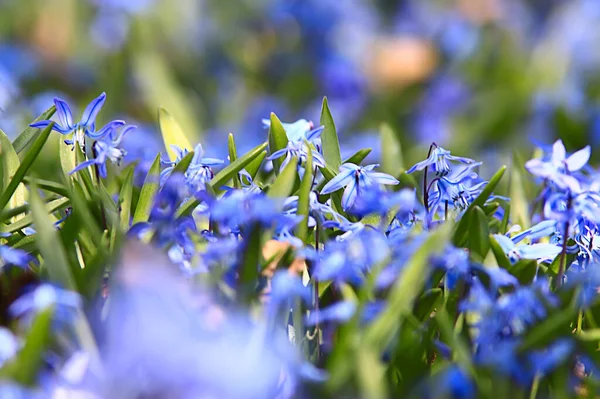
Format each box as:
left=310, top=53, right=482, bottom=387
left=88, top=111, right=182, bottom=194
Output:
left=321, top=168, right=355, bottom=194
left=80, top=92, right=107, bottom=126
left=53, top=97, right=74, bottom=130
left=493, top=234, right=515, bottom=253
left=518, top=243, right=561, bottom=260
left=69, top=159, right=97, bottom=175
left=367, top=171, right=399, bottom=186
left=551, top=140, right=566, bottom=163
left=341, top=181, right=359, bottom=210
left=305, top=126, right=325, bottom=142
left=266, top=148, right=288, bottom=161
left=29, top=120, right=72, bottom=134
left=88, top=120, right=125, bottom=139
left=305, top=301, right=356, bottom=326
left=565, top=145, right=590, bottom=172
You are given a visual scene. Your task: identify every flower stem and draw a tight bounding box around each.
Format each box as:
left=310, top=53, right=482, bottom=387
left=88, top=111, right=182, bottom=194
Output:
left=556, top=194, right=573, bottom=288
left=423, top=142, right=437, bottom=217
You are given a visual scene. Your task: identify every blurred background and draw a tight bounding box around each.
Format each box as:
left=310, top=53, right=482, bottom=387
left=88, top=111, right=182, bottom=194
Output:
left=1, top=0, right=599, bottom=170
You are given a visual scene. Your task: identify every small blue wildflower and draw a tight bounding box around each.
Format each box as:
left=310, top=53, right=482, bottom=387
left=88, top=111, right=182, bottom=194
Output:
left=525, top=139, right=590, bottom=193
left=0, top=328, right=19, bottom=368
left=283, top=192, right=344, bottom=228
left=161, top=143, right=223, bottom=190
left=428, top=162, right=486, bottom=215
left=407, top=145, right=475, bottom=176
left=493, top=234, right=561, bottom=264
left=321, top=163, right=399, bottom=211
left=268, top=140, right=325, bottom=173
left=70, top=125, right=134, bottom=178
left=29, top=93, right=125, bottom=149
left=529, top=339, right=574, bottom=375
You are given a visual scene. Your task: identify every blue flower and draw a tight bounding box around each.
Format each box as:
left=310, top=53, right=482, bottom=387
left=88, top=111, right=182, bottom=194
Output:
left=29, top=93, right=125, bottom=149
left=321, top=163, right=399, bottom=210
left=0, top=244, right=34, bottom=268
left=10, top=284, right=81, bottom=328
left=70, top=125, right=134, bottom=178
left=268, top=140, right=325, bottom=173
left=525, top=139, right=590, bottom=193
left=493, top=234, right=562, bottom=263
left=427, top=162, right=486, bottom=215
left=161, top=143, right=223, bottom=190
left=407, top=145, right=475, bottom=176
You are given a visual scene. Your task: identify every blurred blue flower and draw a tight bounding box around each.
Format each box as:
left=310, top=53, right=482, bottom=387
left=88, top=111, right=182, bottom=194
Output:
left=10, top=284, right=81, bottom=327
left=321, top=163, right=399, bottom=210
left=29, top=93, right=125, bottom=150
left=305, top=301, right=356, bottom=326
left=526, top=139, right=590, bottom=193
left=262, top=118, right=323, bottom=144
left=0, top=244, right=34, bottom=268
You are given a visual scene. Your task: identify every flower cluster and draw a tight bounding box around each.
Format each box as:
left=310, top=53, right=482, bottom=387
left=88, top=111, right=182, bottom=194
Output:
left=3, top=93, right=600, bottom=399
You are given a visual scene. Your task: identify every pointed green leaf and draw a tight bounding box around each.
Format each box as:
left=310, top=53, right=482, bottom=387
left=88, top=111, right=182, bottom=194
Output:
left=172, top=150, right=195, bottom=175
left=343, top=148, right=371, bottom=166
left=380, top=123, right=403, bottom=175
left=0, top=123, right=53, bottom=211
left=119, top=166, right=135, bottom=230
left=468, top=206, right=490, bottom=261
left=320, top=97, right=342, bottom=170
left=296, top=146, right=313, bottom=243
left=0, top=128, right=27, bottom=218
left=267, top=157, right=298, bottom=198
left=365, top=223, right=452, bottom=350
left=158, top=107, right=193, bottom=161
left=228, top=133, right=242, bottom=189
left=510, top=154, right=530, bottom=229
left=471, top=165, right=506, bottom=209
left=59, top=136, right=76, bottom=180
left=132, top=154, right=161, bottom=224
left=30, top=187, right=76, bottom=289
left=268, top=113, right=289, bottom=173
left=490, top=235, right=512, bottom=270
left=1, top=197, right=70, bottom=234
left=23, top=177, right=69, bottom=197
left=12, top=105, right=56, bottom=153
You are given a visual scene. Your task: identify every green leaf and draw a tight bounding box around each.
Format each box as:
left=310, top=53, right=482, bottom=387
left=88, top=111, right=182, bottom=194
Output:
left=490, top=235, right=512, bottom=269
left=0, top=308, right=53, bottom=386
left=176, top=142, right=268, bottom=217
left=365, top=223, right=451, bottom=351
left=11, top=105, right=56, bottom=153
left=510, top=259, right=538, bottom=285
left=468, top=206, right=490, bottom=261
left=245, top=151, right=266, bottom=179
left=267, top=157, right=298, bottom=198
left=59, top=135, right=76, bottom=180
left=519, top=298, right=577, bottom=351
left=30, top=187, right=76, bottom=290
left=23, top=177, right=69, bottom=197
left=172, top=150, right=195, bottom=175
left=0, top=123, right=53, bottom=211
left=159, top=107, right=193, bottom=161
left=119, top=166, right=135, bottom=230
left=320, top=97, right=342, bottom=170
left=132, top=154, right=161, bottom=224
left=1, top=197, right=70, bottom=234
left=72, top=142, right=95, bottom=195
left=509, top=153, right=530, bottom=229
left=453, top=165, right=506, bottom=246
left=343, top=148, right=372, bottom=166
left=268, top=113, right=289, bottom=173
left=228, top=133, right=241, bottom=189
left=414, top=288, right=443, bottom=321
left=296, top=146, right=313, bottom=243
left=548, top=240, right=576, bottom=276
left=471, top=165, right=506, bottom=209
left=0, top=128, right=27, bottom=219
left=380, top=123, right=403, bottom=176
